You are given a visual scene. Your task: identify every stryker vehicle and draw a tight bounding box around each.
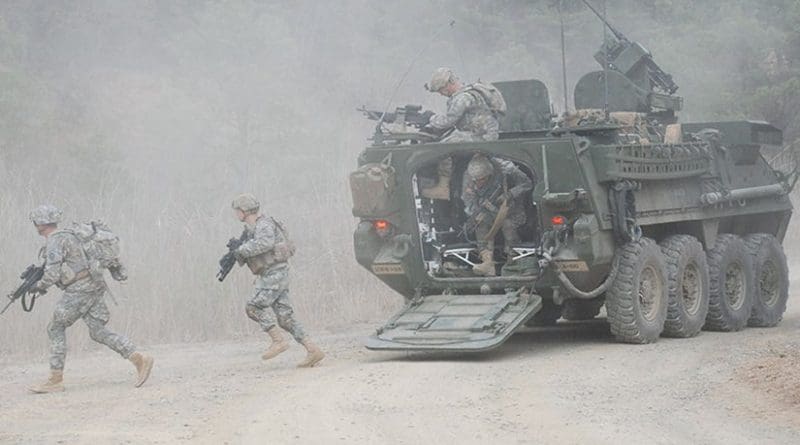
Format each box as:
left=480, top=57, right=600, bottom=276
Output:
left=349, top=10, right=797, bottom=352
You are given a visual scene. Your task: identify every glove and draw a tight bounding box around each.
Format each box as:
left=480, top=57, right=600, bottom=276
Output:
left=30, top=282, right=47, bottom=294
left=109, top=265, right=128, bottom=282
left=480, top=200, right=499, bottom=213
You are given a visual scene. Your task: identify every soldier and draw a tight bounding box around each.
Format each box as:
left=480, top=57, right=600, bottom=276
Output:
left=462, top=155, right=533, bottom=276
left=425, top=67, right=501, bottom=143
left=231, top=194, right=325, bottom=368
left=421, top=67, right=504, bottom=200
left=27, top=205, right=153, bottom=393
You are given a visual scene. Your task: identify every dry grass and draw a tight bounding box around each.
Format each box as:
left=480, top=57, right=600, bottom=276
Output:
left=0, top=155, right=401, bottom=361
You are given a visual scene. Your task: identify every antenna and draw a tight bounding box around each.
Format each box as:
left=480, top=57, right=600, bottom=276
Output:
left=558, top=0, right=569, bottom=115
left=377, top=20, right=456, bottom=125
left=602, top=0, right=610, bottom=121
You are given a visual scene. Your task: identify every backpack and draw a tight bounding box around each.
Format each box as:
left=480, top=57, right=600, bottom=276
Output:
left=68, top=221, right=123, bottom=270
left=271, top=218, right=296, bottom=262
left=468, top=82, right=507, bottom=116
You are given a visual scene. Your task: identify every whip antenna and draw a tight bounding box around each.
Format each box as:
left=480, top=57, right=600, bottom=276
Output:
left=602, top=0, right=610, bottom=121
left=558, top=0, right=569, bottom=115
left=377, top=20, right=456, bottom=124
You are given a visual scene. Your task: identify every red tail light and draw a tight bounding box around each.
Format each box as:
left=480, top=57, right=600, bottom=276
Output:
left=551, top=215, right=566, bottom=226
left=373, top=219, right=393, bottom=237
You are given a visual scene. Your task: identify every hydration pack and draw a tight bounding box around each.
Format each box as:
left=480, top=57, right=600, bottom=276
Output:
left=468, top=82, right=507, bottom=116
left=67, top=221, right=123, bottom=270
left=271, top=218, right=296, bottom=262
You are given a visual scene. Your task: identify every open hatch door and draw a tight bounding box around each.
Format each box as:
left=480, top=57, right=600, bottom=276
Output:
left=365, top=290, right=542, bottom=352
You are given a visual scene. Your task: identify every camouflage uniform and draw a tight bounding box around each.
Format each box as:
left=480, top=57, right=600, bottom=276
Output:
left=38, top=231, right=136, bottom=371
left=462, top=158, right=533, bottom=251
left=238, top=216, right=306, bottom=343
left=429, top=87, right=500, bottom=143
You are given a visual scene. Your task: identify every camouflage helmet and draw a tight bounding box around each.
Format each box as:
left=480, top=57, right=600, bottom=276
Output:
left=232, top=193, right=260, bottom=213
left=426, top=67, right=456, bottom=92
left=467, top=155, right=494, bottom=181
left=29, top=204, right=63, bottom=225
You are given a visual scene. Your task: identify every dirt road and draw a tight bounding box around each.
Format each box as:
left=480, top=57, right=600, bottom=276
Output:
left=1, top=303, right=799, bottom=444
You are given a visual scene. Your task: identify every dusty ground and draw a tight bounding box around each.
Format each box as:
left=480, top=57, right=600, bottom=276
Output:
left=1, top=302, right=799, bottom=445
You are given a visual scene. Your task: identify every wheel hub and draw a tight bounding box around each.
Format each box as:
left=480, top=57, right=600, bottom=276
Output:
left=724, top=262, right=746, bottom=310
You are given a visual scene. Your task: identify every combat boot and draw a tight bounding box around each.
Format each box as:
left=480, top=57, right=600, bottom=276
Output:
left=29, top=370, right=64, bottom=394
left=262, top=327, right=290, bottom=360
left=297, top=340, right=325, bottom=368
left=472, top=250, right=496, bottom=277
left=129, top=351, right=154, bottom=388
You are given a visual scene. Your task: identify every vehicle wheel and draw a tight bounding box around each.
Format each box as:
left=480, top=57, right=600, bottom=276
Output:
left=606, top=237, right=668, bottom=344
left=744, top=234, right=789, bottom=327
left=526, top=297, right=561, bottom=326
left=659, top=235, right=710, bottom=338
left=704, top=234, right=755, bottom=332
left=562, top=298, right=604, bottom=321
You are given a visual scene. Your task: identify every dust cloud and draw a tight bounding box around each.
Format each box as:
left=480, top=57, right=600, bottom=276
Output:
left=0, top=0, right=797, bottom=358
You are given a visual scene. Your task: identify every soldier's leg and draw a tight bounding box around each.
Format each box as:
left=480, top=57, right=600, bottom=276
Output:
left=248, top=288, right=290, bottom=360
left=83, top=295, right=153, bottom=387
left=31, top=293, right=85, bottom=393
left=501, top=219, right=522, bottom=253
left=47, top=293, right=90, bottom=371
left=272, top=290, right=307, bottom=343
left=272, top=290, right=325, bottom=367
left=83, top=296, right=136, bottom=359
left=472, top=219, right=496, bottom=276
left=246, top=289, right=280, bottom=332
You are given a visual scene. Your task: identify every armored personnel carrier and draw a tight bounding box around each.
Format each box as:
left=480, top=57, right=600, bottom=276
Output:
left=350, top=13, right=796, bottom=352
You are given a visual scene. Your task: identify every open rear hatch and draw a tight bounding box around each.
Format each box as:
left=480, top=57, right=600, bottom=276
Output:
left=365, top=290, right=542, bottom=352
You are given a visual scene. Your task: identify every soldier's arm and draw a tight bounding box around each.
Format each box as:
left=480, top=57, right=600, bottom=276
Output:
left=236, top=220, right=276, bottom=258
left=429, top=93, right=473, bottom=130
left=501, top=161, right=533, bottom=198
left=37, top=237, right=64, bottom=290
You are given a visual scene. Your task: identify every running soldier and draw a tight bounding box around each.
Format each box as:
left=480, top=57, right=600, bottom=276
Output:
left=462, top=155, right=533, bottom=276
left=27, top=205, right=153, bottom=393
left=230, top=194, right=325, bottom=367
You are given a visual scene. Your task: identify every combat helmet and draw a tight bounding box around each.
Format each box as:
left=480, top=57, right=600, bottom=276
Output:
left=426, top=67, right=456, bottom=92
left=29, top=204, right=63, bottom=225
left=232, top=193, right=260, bottom=213
left=467, top=154, right=494, bottom=181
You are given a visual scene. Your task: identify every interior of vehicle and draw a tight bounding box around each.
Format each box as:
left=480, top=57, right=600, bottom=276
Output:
left=412, top=153, right=539, bottom=277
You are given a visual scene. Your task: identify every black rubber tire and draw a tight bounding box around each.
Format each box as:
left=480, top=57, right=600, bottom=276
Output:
left=526, top=298, right=562, bottom=326
left=744, top=234, right=789, bottom=327
left=659, top=235, right=710, bottom=338
left=704, top=234, right=755, bottom=332
left=606, top=237, right=668, bottom=344
left=561, top=298, right=604, bottom=321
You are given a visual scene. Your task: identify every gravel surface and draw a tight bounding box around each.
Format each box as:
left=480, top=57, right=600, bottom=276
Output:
left=1, top=304, right=798, bottom=444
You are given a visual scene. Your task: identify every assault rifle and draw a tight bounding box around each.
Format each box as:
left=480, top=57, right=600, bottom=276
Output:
left=358, top=104, right=434, bottom=129
left=217, top=230, right=250, bottom=282
left=2, top=263, right=46, bottom=315
left=462, top=180, right=507, bottom=236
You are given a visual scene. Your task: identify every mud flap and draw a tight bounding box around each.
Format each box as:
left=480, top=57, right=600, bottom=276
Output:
left=365, top=290, right=542, bottom=352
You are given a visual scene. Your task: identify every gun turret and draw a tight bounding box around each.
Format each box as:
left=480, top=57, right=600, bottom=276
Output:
left=582, top=0, right=677, bottom=96
left=575, top=0, right=682, bottom=116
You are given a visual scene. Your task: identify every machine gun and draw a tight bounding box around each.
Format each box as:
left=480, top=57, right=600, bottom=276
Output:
left=216, top=230, right=250, bottom=282
left=581, top=0, right=678, bottom=96
left=359, top=104, right=434, bottom=128
left=2, top=263, right=46, bottom=315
